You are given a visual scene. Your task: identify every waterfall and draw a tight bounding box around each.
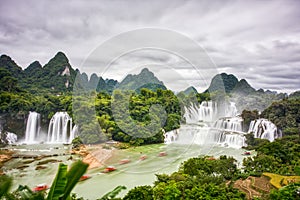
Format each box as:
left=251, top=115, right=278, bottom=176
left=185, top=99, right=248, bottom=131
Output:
left=225, top=102, right=238, bottom=117
left=47, top=112, right=73, bottom=143
left=164, top=129, right=179, bottom=144
left=248, top=118, right=281, bottom=142
left=70, top=124, right=79, bottom=142
left=6, top=132, right=17, bottom=144
left=179, top=101, right=246, bottom=148
left=165, top=125, right=246, bottom=148
left=212, top=117, right=243, bottom=132
left=183, top=101, right=239, bottom=124
left=0, top=123, right=17, bottom=144
left=25, top=112, right=41, bottom=143
left=184, top=101, right=217, bottom=123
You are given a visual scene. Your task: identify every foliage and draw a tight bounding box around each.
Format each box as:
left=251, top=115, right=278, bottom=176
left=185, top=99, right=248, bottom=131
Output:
left=244, top=133, right=270, bottom=150
left=99, top=186, right=126, bottom=200
left=0, top=161, right=88, bottom=200
left=269, top=183, right=300, bottom=200
left=261, top=98, right=300, bottom=136
left=0, top=175, right=12, bottom=198
left=243, top=135, right=300, bottom=176
left=122, top=186, right=152, bottom=200
left=180, top=155, right=240, bottom=180
left=77, top=88, right=182, bottom=145
left=47, top=160, right=88, bottom=200
left=241, top=110, right=259, bottom=131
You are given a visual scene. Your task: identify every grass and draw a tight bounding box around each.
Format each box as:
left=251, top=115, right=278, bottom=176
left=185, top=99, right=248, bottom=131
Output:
left=263, top=172, right=300, bottom=189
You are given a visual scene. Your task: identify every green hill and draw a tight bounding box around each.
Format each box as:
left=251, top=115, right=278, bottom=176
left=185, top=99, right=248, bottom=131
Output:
left=117, top=68, right=166, bottom=91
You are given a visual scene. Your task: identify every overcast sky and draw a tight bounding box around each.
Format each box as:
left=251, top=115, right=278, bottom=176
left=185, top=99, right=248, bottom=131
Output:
left=1, top=0, right=300, bottom=93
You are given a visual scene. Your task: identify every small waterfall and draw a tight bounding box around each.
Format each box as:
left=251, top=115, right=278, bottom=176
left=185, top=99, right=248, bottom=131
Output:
left=6, top=132, right=17, bottom=144
left=213, top=117, right=243, bottom=132
left=71, top=124, right=79, bottom=140
left=163, top=129, right=179, bottom=144
left=47, top=112, right=73, bottom=143
left=248, top=118, right=281, bottom=142
left=0, top=123, right=17, bottom=144
left=25, top=112, right=41, bottom=143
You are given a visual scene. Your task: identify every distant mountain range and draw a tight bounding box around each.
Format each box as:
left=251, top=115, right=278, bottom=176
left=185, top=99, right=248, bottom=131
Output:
left=0, top=51, right=293, bottom=110
left=0, top=52, right=119, bottom=93
left=0, top=52, right=169, bottom=94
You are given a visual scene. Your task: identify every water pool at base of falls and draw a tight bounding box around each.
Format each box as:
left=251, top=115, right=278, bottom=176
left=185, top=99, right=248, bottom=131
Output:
left=2, top=135, right=251, bottom=199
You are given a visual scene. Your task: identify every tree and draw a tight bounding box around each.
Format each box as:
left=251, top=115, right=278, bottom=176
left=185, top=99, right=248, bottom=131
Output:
left=123, top=186, right=152, bottom=200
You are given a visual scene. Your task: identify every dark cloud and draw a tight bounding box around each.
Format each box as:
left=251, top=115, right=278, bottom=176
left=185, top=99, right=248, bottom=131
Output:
left=0, top=0, right=299, bottom=93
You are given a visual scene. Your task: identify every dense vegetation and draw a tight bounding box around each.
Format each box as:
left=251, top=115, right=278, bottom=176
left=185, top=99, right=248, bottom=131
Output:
left=72, top=88, right=181, bottom=144
left=243, top=135, right=300, bottom=176
left=261, top=98, right=300, bottom=136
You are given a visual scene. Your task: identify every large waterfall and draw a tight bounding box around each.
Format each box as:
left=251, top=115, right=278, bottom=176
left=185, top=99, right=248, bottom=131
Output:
left=47, top=112, right=74, bottom=143
left=25, top=112, right=41, bottom=143
left=248, top=119, right=281, bottom=142
left=169, top=101, right=246, bottom=148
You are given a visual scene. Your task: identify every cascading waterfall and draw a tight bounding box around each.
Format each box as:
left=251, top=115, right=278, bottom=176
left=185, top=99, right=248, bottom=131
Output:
left=166, top=125, right=246, bottom=148
left=248, top=118, right=281, bottom=142
left=213, top=117, right=243, bottom=133
left=184, top=101, right=217, bottom=123
left=25, top=111, right=41, bottom=143
left=171, top=101, right=246, bottom=148
left=47, top=112, right=73, bottom=143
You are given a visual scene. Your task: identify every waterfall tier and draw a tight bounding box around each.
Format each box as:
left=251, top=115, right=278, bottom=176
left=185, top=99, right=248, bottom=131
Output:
left=226, top=102, right=238, bottom=118
left=25, top=112, right=41, bottom=144
left=213, top=117, right=243, bottom=133
left=184, top=101, right=217, bottom=123
left=164, top=125, right=246, bottom=148
left=184, top=101, right=238, bottom=124
left=47, top=112, right=74, bottom=144
left=248, top=118, right=281, bottom=142
left=164, top=129, right=179, bottom=144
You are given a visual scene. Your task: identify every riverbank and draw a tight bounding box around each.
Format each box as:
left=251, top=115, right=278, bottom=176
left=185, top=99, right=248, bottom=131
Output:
left=72, top=144, right=115, bottom=169
left=0, top=149, right=14, bottom=175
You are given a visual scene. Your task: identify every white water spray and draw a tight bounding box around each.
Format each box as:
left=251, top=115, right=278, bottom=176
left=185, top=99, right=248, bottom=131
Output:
left=248, top=118, right=281, bottom=142
left=25, top=112, right=41, bottom=143
left=47, top=112, right=73, bottom=143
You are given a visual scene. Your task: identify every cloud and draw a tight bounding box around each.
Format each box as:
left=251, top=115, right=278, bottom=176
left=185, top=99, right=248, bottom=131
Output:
left=0, top=0, right=299, bottom=93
